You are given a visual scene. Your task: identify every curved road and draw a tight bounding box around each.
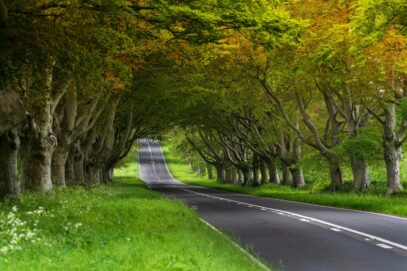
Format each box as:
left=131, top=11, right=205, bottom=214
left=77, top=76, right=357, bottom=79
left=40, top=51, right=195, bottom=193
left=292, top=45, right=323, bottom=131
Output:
left=138, top=139, right=407, bottom=271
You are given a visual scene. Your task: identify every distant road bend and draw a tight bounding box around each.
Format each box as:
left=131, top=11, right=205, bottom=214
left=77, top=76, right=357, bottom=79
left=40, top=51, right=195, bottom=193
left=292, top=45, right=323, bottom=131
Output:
left=138, top=139, right=407, bottom=271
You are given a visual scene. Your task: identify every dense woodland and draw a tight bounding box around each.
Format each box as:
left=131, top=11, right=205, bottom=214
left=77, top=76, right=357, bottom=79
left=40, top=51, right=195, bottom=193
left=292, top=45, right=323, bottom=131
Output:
left=0, top=0, right=406, bottom=200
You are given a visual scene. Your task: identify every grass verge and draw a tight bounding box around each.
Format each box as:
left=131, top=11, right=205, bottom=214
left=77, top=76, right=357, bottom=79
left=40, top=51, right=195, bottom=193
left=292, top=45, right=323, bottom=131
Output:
left=0, top=148, right=265, bottom=271
left=162, top=146, right=407, bottom=218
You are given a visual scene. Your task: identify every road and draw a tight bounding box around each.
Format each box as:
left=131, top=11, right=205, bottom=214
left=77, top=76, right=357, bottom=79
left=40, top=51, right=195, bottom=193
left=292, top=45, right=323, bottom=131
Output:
left=138, top=139, right=407, bottom=271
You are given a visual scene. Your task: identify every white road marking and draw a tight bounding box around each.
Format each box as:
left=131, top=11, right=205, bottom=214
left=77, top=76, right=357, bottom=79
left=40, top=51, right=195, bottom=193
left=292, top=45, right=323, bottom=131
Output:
left=377, top=244, right=393, bottom=249
left=299, top=219, right=310, bottom=222
left=183, top=188, right=407, bottom=252
left=139, top=140, right=407, bottom=254
left=331, top=228, right=342, bottom=232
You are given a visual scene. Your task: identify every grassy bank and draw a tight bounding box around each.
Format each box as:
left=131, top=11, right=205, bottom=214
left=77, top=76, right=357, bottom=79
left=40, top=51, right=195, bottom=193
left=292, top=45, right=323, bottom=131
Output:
left=0, top=148, right=265, bottom=271
left=163, top=146, right=407, bottom=218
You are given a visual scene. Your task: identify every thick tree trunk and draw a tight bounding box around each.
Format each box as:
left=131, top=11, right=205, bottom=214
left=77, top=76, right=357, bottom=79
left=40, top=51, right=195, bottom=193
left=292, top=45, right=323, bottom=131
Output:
left=346, top=105, right=370, bottom=192
left=351, top=157, right=370, bottom=192
left=101, top=168, right=113, bottom=183
left=215, top=164, right=226, bottom=183
left=22, top=121, right=56, bottom=192
left=238, top=170, right=244, bottom=184
left=109, top=168, right=114, bottom=181
left=52, top=84, right=77, bottom=187
left=290, top=167, right=305, bottom=188
left=252, top=167, right=260, bottom=186
left=74, top=149, right=85, bottom=185
left=51, top=148, right=69, bottom=187
left=383, top=103, right=403, bottom=194
left=21, top=62, right=59, bottom=192
left=65, top=152, right=75, bottom=185
left=231, top=167, right=239, bottom=184
left=268, top=158, right=280, bottom=184
left=242, top=168, right=252, bottom=186
left=260, top=157, right=268, bottom=184
left=207, top=164, right=214, bottom=179
left=225, top=167, right=233, bottom=183
left=0, top=129, right=21, bottom=199
left=282, top=163, right=292, bottom=185
left=328, top=160, right=343, bottom=191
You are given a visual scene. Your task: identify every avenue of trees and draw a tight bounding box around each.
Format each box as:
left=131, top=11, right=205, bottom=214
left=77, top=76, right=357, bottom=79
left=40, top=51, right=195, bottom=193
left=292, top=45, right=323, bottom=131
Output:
left=0, top=0, right=405, bottom=199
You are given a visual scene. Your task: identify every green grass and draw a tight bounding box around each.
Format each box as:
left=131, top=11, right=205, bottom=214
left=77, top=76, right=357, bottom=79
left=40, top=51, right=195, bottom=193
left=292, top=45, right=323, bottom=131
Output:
left=162, top=146, right=407, bottom=218
left=0, top=148, right=265, bottom=271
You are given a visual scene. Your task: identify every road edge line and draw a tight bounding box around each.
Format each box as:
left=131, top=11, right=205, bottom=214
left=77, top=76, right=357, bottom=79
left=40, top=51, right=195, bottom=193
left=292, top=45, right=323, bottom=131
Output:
left=187, top=189, right=407, bottom=252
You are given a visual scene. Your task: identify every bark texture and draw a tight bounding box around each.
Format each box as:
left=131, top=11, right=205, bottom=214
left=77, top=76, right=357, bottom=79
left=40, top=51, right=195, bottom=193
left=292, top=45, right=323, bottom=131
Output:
left=383, top=103, right=403, bottom=194
left=0, top=129, right=21, bottom=199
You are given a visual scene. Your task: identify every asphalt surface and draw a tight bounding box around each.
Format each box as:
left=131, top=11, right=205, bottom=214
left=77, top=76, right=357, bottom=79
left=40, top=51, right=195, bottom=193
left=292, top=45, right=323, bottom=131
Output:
left=138, top=139, right=407, bottom=271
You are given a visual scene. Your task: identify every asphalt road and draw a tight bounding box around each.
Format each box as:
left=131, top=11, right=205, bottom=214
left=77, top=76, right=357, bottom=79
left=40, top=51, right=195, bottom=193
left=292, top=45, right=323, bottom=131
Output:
left=138, top=139, right=407, bottom=271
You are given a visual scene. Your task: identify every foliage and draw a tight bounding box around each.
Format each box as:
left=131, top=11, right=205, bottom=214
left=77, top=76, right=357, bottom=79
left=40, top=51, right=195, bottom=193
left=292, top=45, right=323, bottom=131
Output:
left=163, top=143, right=407, bottom=217
left=0, top=149, right=265, bottom=271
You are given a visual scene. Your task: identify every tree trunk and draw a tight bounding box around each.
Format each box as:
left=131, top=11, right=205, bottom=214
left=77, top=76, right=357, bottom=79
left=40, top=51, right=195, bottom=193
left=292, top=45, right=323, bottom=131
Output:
left=22, top=120, right=56, bottom=192
left=290, top=167, right=305, bottom=188
left=74, top=148, right=85, bottom=185
left=65, top=151, right=75, bottom=185
left=215, top=164, right=226, bottom=183
left=383, top=103, right=403, bottom=194
left=0, top=129, right=21, bottom=199
left=242, top=168, right=252, bottom=186
left=231, top=167, right=239, bottom=184
left=21, top=62, right=58, bottom=192
left=292, top=133, right=304, bottom=188
left=196, top=165, right=203, bottom=176
left=252, top=154, right=260, bottom=186
left=268, top=158, right=280, bottom=184
left=225, top=167, right=233, bottom=183
left=282, top=162, right=292, bottom=185
left=51, top=148, right=69, bottom=187
left=252, top=167, right=260, bottom=186
left=52, top=83, right=77, bottom=187
left=351, top=156, right=370, bottom=192
left=207, top=164, right=214, bottom=179
left=328, top=160, right=343, bottom=191
left=260, top=157, right=268, bottom=184
left=108, top=168, right=114, bottom=181
left=238, top=170, right=244, bottom=184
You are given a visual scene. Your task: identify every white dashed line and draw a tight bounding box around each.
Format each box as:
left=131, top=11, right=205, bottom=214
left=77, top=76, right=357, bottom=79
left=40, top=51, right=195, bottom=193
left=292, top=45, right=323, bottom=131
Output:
left=377, top=244, right=393, bottom=249
left=330, top=228, right=342, bottom=232
left=183, top=188, right=407, bottom=252
left=139, top=141, right=407, bottom=255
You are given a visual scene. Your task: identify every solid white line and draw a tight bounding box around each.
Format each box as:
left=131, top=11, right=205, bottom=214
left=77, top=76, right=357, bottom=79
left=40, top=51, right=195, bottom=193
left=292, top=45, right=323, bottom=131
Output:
left=216, top=187, right=407, bottom=222
left=184, top=188, right=407, bottom=252
left=155, top=140, right=407, bottom=222
left=147, top=142, right=407, bottom=253
left=198, top=218, right=270, bottom=271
